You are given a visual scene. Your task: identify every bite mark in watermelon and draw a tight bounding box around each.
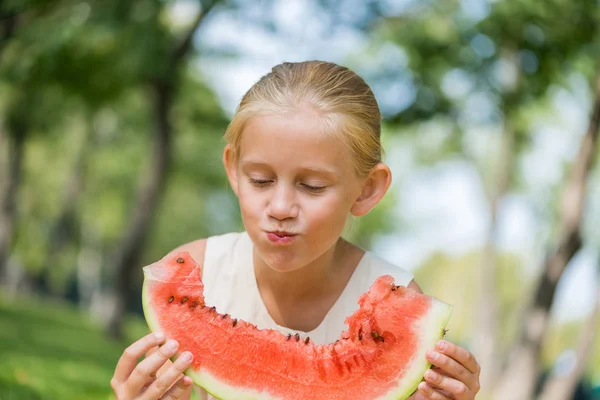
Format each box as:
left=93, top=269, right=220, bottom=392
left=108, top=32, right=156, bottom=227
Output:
left=142, top=252, right=453, bottom=400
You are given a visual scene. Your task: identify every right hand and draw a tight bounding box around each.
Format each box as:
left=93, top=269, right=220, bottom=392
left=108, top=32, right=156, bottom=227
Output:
left=111, top=332, right=194, bottom=399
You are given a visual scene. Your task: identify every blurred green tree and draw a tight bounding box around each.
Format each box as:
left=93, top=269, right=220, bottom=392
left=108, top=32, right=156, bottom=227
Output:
left=365, top=0, right=600, bottom=398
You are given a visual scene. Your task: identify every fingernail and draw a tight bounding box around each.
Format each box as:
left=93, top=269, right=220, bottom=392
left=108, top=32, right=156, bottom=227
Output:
left=419, top=382, right=432, bottom=396
left=167, top=340, right=178, bottom=351
left=154, top=332, right=164, bottom=341
left=437, top=340, right=447, bottom=351
left=426, top=370, right=438, bottom=380
left=181, top=351, right=193, bottom=362
left=428, top=350, right=438, bottom=360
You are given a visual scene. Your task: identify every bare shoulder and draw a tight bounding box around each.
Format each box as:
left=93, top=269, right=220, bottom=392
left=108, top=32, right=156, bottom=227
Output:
left=407, top=279, right=423, bottom=294
left=167, top=238, right=207, bottom=267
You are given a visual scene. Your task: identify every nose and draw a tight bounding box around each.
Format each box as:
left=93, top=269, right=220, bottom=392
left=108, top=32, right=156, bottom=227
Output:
left=267, top=183, right=298, bottom=221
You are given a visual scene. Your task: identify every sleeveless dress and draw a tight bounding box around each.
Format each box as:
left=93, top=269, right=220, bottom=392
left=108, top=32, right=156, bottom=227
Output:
left=196, top=231, right=414, bottom=399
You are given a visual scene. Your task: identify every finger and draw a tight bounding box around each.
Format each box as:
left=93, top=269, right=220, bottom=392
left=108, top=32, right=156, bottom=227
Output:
left=113, top=332, right=165, bottom=382
left=126, top=340, right=180, bottom=394
left=435, top=341, right=480, bottom=375
left=417, top=382, right=452, bottom=399
left=158, top=376, right=194, bottom=400
left=142, top=351, right=194, bottom=399
left=146, top=344, right=175, bottom=379
left=424, top=369, right=470, bottom=399
left=145, top=345, right=159, bottom=358
left=426, top=350, right=478, bottom=391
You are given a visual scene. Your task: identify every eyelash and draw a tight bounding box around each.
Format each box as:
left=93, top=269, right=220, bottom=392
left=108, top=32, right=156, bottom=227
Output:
left=249, top=178, right=272, bottom=186
left=302, top=183, right=325, bottom=193
left=248, top=179, right=326, bottom=193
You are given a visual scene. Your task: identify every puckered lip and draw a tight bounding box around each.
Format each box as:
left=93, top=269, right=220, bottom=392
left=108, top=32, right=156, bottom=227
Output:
left=266, top=230, right=298, bottom=237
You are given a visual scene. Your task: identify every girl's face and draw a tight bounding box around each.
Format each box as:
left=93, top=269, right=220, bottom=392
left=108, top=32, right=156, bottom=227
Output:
left=225, top=110, right=370, bottom=272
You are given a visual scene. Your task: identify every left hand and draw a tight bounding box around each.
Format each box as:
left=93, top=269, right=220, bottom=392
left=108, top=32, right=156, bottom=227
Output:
left=412, top=340, right=481, bottom=399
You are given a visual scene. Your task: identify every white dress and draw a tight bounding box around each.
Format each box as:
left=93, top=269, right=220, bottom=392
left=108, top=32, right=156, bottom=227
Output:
left=196, top=232, right=414, bottom=400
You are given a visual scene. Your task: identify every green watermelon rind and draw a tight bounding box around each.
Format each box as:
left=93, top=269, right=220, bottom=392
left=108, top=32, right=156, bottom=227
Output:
left=142, top=278, right=453, bottom=400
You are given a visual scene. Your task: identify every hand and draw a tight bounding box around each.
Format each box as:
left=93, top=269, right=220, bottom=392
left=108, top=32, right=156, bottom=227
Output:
left=414, top=340, right=481, bottom=399
left=111, top=332, right=194, bottom=399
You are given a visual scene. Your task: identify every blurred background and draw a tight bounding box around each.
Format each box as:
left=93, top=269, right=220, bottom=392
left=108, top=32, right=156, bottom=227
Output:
left=0, top=0, right=599, bottom=399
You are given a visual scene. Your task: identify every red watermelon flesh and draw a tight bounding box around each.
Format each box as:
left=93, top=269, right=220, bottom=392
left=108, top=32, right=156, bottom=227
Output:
left=142, top=252, right=452, bottom=400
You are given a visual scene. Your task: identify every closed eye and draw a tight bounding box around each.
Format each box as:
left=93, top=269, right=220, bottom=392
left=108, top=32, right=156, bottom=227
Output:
left=249, top=178, right=272, bottom=186
left=301, top=183, right=326, bottom=193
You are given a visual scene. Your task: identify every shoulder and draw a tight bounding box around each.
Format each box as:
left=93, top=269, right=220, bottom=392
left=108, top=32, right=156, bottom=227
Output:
left=363, top=252, right=423, bottom=293
left=407, top=279, right=423, bottom=293
left=167, top=238, right=207, bottom=266
left=165, top=231, right=247, bottom=267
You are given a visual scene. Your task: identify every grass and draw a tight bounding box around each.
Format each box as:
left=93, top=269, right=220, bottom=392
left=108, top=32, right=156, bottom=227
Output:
left=0, top=293, right=148, bottom=400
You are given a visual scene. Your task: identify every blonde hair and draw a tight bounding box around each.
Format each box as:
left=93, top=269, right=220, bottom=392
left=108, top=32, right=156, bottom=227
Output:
left=224, top=61, right=383, bottom=176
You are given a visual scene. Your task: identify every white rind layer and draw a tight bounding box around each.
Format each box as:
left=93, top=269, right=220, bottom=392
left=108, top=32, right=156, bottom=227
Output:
left=142, top=280, right=161, bottom=336
left=143, top=275, right=453, bottom=400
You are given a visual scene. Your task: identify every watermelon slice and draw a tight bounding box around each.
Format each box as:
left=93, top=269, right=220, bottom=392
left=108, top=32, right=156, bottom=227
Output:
left=142, top=252, right=452, bottom=400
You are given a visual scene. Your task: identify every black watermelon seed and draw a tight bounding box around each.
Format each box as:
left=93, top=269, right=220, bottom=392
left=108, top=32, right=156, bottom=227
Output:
left=294, top=333, right=300, bottom=342
left=304, top=337, right=310, bottom=344
left=221, top=314, right=228, bottom=319
left=209, top=306, right=216, bottom=312
left=232, top=319, right=238, bottom=327
left=359, top=333, right=363, bottom=341
left=371, top=331, right=384, bottom=342
left=176, top=257, right=185, bottom=264
left=168, top=296, right=174, bottom=303
left=286, top=334, right=292, bottom=340
left=181, top=297, right=188, bottom=303
left=190, top=301, right=199, bottom=308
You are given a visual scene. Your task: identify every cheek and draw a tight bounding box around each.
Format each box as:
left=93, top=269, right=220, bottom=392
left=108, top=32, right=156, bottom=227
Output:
left=237, top=186, right=263, bottom=219
left=304, top=194, right=351, bottom=236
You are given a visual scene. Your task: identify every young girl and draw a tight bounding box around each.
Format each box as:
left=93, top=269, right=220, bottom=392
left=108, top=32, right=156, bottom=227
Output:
left=110, top=61, right=481, bottom=400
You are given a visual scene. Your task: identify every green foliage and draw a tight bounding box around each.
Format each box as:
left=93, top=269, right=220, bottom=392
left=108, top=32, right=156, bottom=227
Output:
left=1, top=0, right=236, bottom=297
left=373, top=0, right=600, bottom=192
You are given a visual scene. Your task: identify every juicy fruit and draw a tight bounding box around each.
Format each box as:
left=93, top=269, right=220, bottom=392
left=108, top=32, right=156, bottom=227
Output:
left=142, top=252, right=453, bottom=400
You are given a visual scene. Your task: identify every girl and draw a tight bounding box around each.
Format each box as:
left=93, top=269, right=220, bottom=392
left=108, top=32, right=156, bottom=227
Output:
left=110, top=61, right=481, bottom=400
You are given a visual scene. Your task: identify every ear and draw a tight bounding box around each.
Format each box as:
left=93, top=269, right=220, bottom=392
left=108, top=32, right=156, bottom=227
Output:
left=350, top=163, right=392, bottom=217
left=222, top=144, right=239, bottom=196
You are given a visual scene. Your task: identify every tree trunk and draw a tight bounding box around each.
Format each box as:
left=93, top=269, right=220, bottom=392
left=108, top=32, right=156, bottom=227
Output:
left=538, top=265, right=600, bottom=400
left=77, top=217, right=103, bottom=313
left=475, top=115, right=514, bottom=394
left=104, top=0, right=219, bottom=339
left=0, top=130, right=25, bottom=283
left=37, top=126, right=91, bottom=296
left=492, top=67, right=600, bottom=400
left=107, top=81, right=173, bottom=338
left=475, top=49, right=520, bottom=394
left=0, top=11, right=17, bottom=54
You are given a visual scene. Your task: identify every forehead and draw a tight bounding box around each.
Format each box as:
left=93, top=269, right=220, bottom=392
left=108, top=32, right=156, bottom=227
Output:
left=238, top=111, right=355, bottom=175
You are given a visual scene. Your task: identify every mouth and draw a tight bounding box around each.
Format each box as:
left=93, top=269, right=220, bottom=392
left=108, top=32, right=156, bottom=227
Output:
left=268, top=231, right=297, bottom=237
left=265, top=230, right=297, bottom=244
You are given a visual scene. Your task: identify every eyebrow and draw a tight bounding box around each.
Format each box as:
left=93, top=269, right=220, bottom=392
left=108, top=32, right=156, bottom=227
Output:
left=240, top=161, right=339, bottom=178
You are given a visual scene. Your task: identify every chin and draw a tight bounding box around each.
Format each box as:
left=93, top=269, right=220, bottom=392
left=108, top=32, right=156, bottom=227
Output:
left=256, top=246, right=304, bottom=273
left=262, top=252, right=299, bottom=272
